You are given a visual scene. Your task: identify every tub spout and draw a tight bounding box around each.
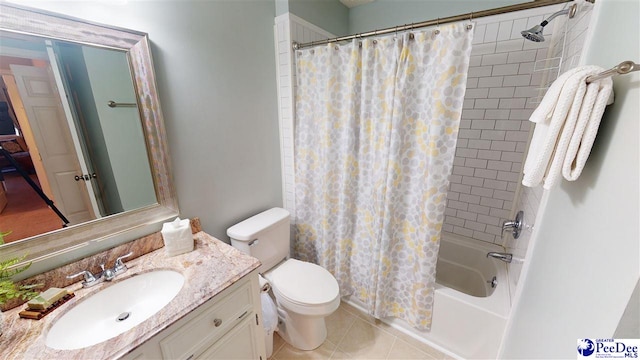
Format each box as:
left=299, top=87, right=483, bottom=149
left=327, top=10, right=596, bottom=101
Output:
left=486, top=252, right=513, bottom=263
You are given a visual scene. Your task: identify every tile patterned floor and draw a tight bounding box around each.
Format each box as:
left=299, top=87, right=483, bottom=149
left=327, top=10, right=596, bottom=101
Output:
left=268, top=302, right=454, bottom=360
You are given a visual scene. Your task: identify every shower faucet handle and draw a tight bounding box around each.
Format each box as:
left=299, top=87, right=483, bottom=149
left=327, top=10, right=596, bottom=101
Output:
left=502, top=210, right=524, bottom=239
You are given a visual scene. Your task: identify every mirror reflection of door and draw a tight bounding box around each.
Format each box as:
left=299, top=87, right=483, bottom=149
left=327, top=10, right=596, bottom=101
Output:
left=0, top=72, right=65, bottom=242
left=10, top=64, right=96, bottom=225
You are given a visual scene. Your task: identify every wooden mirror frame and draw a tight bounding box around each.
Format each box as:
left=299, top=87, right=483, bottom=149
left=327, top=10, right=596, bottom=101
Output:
left=0, top=3, right=179, bottom=263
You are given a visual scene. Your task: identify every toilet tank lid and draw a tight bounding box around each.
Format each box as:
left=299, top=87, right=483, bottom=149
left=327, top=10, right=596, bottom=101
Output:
left=227, top=208, right=290, bottom=241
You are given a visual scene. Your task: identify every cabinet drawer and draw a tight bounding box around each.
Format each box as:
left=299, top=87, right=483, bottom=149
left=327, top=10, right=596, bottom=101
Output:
left=160, top=280, right=253, bottom=359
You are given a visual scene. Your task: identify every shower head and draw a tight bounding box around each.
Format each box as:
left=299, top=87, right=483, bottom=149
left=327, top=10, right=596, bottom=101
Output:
left=521, top=24, right=546, bottom=42
left=521, top=4, right=577, bottom=42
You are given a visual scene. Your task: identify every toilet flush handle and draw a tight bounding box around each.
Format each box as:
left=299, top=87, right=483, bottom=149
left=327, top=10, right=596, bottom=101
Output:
left=248, top=239, right=259, bottom=247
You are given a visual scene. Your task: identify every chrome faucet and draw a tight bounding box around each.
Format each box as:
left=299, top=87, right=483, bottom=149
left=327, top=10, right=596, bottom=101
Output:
left=502, top=210, right=524, bottom=239
left=111, top=251, right=133, bottom=276
left=486, top=252, right=513, bottom=263
left=66, top=270, right=100, bottom=288
left=100, top=264, right=116, bottom=282
left=66, top=252, right=133, bottom=288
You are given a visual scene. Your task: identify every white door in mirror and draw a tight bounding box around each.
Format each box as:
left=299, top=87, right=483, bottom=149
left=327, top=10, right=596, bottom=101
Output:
left=10, top=64, right=96, bottom=225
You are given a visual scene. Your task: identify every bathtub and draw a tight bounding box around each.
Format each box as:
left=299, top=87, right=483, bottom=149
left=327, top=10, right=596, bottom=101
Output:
left=345, top=233, right=510, bottom=359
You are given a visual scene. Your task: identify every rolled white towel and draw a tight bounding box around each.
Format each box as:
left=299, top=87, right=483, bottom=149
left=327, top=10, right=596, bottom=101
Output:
left=562, top=76, right=613, bottom=181
left=522, top=65, right=613, bottom=189
left=522, top=67, right=584, bottom=188
left=542, top=66, right=602, bottom=189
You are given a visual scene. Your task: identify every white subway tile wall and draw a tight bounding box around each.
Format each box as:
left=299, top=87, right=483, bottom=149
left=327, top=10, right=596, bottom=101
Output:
left=503, top=3, right=593, bottom=298
left=443, top=5, right=568, bottom=244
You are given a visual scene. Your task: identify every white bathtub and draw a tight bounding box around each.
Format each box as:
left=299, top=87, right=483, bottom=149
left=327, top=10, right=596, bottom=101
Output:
left=345, top=233, right=510, bottom=359
left=428, top=233, right=510, bottom=358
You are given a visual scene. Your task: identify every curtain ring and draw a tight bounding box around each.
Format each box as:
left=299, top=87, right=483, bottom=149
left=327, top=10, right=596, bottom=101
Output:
left=466, top=12, right=474, bottom=30
left=406, top=23, right=414, bottom=40
left=434, top=18, right=440, bottom=36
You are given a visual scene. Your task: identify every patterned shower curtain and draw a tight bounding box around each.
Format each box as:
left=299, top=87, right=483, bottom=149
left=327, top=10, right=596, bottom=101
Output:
left=294, top=23, right=472, bottom=330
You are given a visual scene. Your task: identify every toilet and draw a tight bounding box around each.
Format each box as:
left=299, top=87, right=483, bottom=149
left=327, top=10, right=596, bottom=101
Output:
left=227, top=208, right=340, bottom=351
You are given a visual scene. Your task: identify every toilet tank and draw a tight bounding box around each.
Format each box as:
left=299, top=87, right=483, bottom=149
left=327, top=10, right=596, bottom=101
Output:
left=227, top=208, right=291, bottom=273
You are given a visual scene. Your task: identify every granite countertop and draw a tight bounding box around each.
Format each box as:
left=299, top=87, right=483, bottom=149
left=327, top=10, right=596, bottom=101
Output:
left=0, top=232, right=260, bottom=359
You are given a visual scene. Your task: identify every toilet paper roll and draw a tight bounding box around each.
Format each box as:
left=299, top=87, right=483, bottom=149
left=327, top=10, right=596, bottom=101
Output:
left=258, top=274, right=271, bottom=293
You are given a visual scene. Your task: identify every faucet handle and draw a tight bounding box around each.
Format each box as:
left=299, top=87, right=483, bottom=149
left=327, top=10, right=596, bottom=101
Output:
left=502, top=210, right=524, bottom=239
left=67, top=270, right=98, bottom=286
left=114, top=251, right=134, bottom=273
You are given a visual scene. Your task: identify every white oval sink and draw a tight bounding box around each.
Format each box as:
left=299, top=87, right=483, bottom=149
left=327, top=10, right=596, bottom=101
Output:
left=46, top=270, right=184, bottom=350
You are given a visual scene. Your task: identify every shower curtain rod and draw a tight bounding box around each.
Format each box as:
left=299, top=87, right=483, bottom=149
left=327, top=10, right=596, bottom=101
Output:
left=292, top=0, right=592, bottom=50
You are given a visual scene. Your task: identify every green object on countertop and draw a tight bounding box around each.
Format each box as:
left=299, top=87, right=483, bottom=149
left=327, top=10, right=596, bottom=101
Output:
left=27, top=288, right=69, bottom=310
left=0, top=255, right=41, bottom=305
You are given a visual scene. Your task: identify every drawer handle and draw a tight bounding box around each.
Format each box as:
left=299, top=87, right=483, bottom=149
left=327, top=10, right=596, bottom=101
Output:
left=213, top=318, right=222, bottom=327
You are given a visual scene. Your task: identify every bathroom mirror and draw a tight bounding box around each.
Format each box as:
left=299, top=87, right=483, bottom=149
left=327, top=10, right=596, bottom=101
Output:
left=0, top=3, right=178, bottom=263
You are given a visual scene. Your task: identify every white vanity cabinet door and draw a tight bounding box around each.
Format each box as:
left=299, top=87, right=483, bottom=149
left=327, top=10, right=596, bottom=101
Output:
left=197, top=316, right=260, bottom=359
left=119, top=335, right=162, bottom=360
left=118, top=270, right=266, bottom=360
left=159, top=280, right=254, bottom=359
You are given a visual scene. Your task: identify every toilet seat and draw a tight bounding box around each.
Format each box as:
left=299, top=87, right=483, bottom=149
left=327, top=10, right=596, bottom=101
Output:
left=264, top=259, right=340, bottom=316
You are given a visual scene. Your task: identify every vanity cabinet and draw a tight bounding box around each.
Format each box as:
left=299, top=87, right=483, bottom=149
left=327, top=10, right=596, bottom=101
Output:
left=121, top=271, right=266, bottom=360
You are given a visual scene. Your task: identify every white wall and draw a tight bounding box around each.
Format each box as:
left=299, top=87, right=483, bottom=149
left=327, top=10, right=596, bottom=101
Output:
left=274, top=14, right=335, bottom=220
left=614, top=279, right=639, bottom=338
left=500, top=0, right=640, bottom=357
left=348, top=0, right=528, bottom=34
left=14, top=1, right=284, bottom=241
left=82, top=47, right=156, bottom=212
left=276, top=0, right=349, bottom=36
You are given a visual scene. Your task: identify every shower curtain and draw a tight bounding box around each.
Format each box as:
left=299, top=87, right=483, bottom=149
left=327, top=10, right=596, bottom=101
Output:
left=294, top=23, right=472, bottom=330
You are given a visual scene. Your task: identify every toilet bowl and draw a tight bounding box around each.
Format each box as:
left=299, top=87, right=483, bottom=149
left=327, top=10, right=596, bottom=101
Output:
left=264, top=258, right=340, bottom=350
left=227, top=208, right=340, bottom=351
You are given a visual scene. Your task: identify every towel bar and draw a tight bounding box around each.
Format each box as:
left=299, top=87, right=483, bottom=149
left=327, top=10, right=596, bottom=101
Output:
left=107, top=100, right=137, bottom=108
left=586, top=60, right=639, bottom=83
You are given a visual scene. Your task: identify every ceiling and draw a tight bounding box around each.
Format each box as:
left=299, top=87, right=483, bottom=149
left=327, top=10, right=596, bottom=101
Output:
left=339, top=0, right=375, bottom=8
